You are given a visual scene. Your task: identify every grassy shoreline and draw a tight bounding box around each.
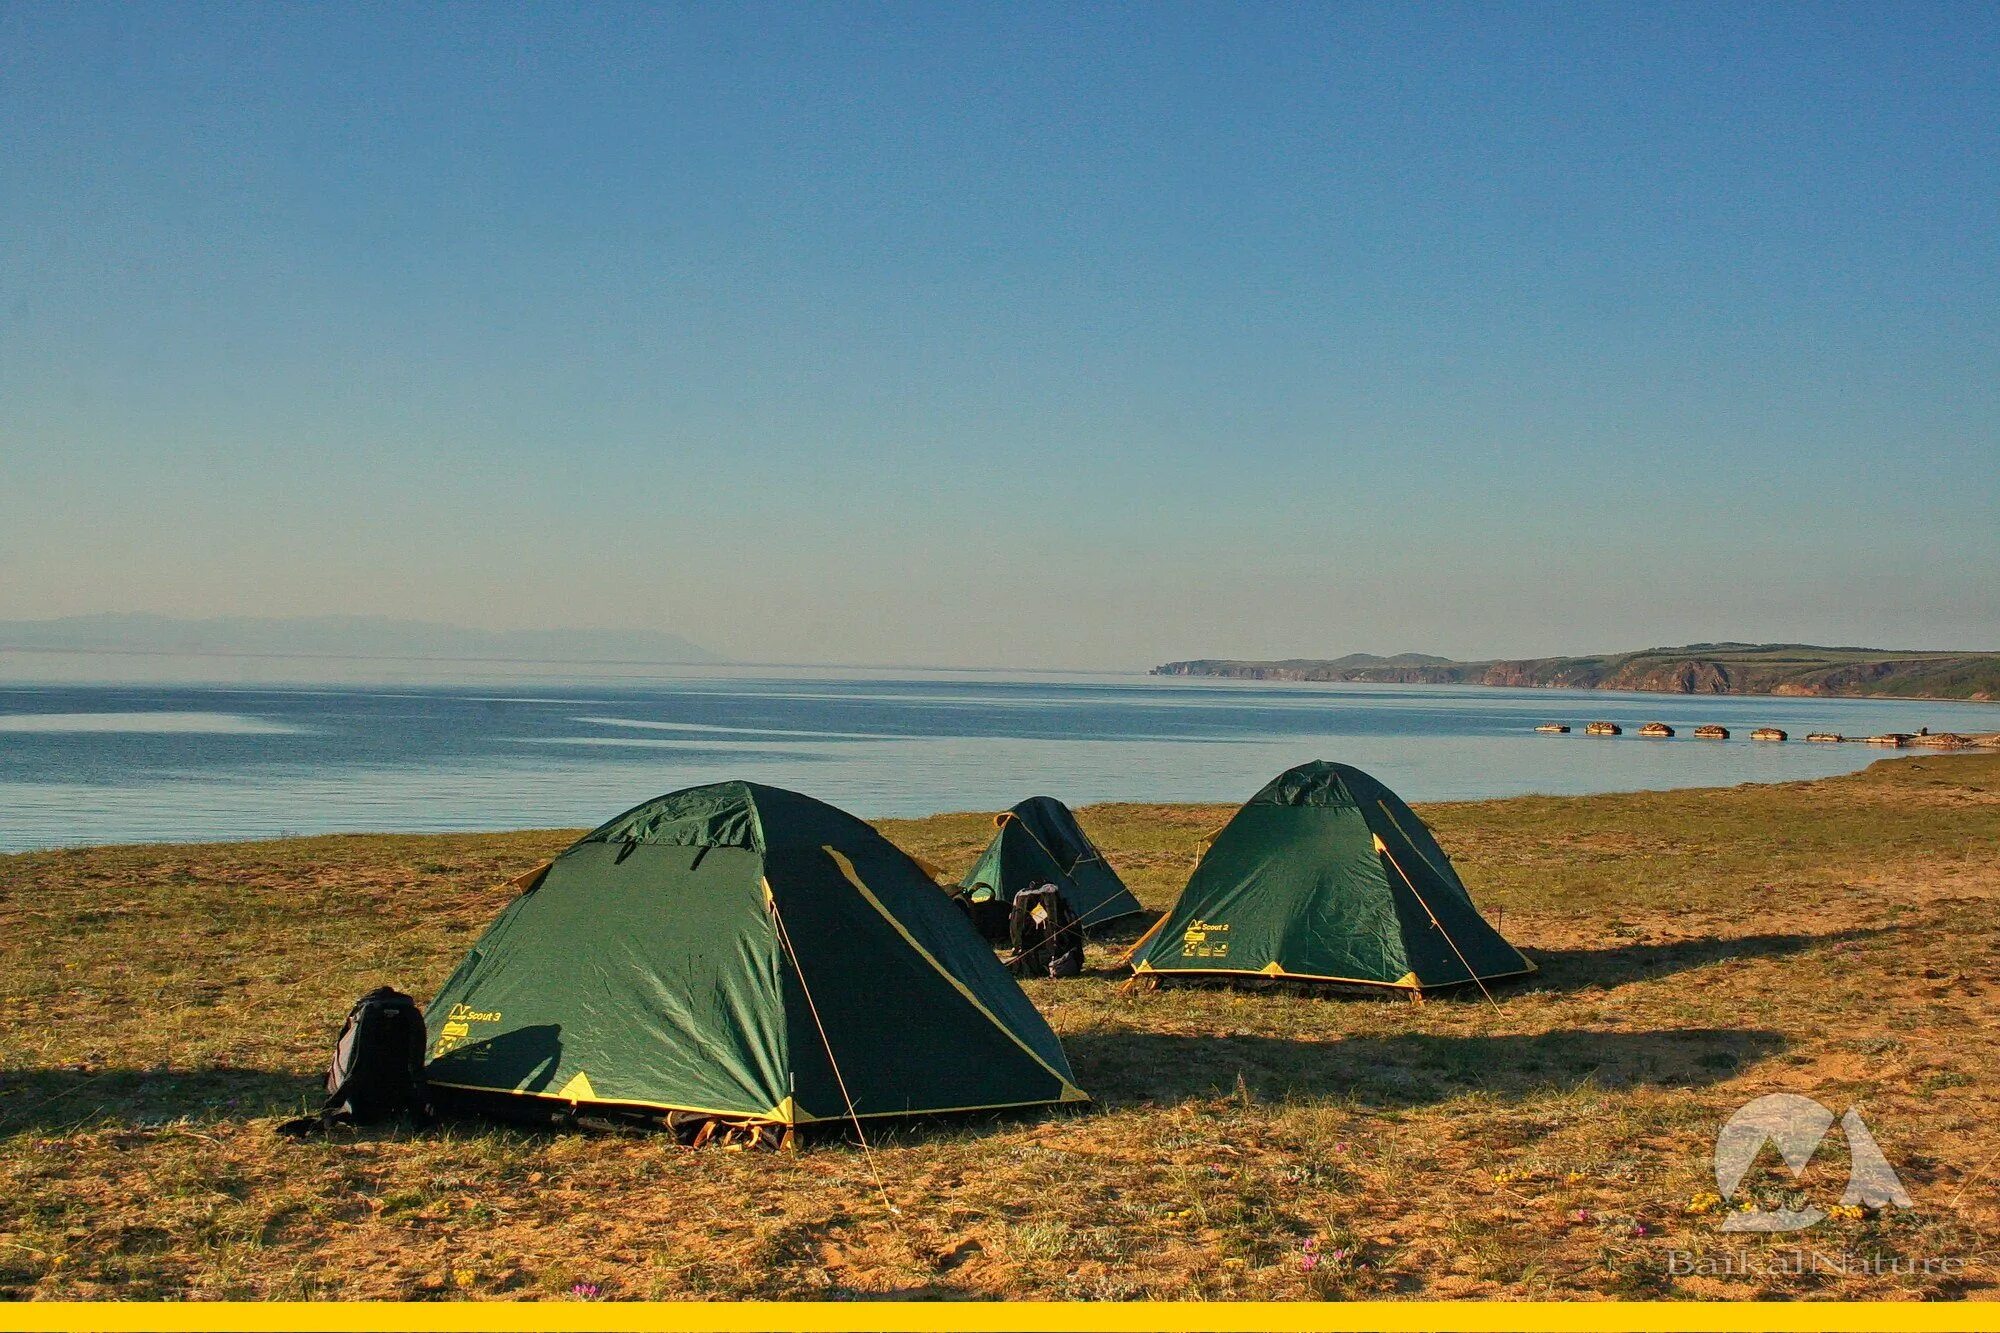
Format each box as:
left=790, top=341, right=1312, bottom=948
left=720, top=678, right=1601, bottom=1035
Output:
left=2, top=756, right=1996, bottom=1301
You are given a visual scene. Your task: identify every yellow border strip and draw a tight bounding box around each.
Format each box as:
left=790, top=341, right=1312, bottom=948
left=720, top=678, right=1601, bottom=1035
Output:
left=6, top=1299, right=1993, bottom=1331
left=822, top=845, right=1088, bottom=1102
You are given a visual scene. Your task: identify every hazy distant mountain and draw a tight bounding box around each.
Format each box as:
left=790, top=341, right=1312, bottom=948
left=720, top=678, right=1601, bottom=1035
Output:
left=0, top=613, right=721, bottom=666
left=1154, top=643, right=2000, bottom=702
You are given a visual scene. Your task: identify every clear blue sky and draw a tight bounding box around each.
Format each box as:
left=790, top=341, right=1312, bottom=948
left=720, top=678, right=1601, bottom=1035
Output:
left=4, top=2, right=1995, bottom=668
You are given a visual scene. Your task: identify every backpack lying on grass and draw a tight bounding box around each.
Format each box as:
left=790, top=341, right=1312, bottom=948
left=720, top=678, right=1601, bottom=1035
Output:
left=277, top=986, right=430, bottom=1137
left=1007, top=883, right=1083, bottom=980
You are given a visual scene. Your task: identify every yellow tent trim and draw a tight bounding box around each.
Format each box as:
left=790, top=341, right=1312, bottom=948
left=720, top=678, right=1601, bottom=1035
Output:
left=821, top=845, right=1088, bottom=1104
left=432, top=1082, right=1079, bottom=1128
left=425, top=1079, right=771, bottom=1123
left=1115, top=911, right=1172, bottom=967
left=787, top=1091, right=1092, bottom=1123
left=508, top=860, right=554, bottom=891
left=1128, top=964, right=1430, bottom=990
left=555, top=1070, right=597, bottom=1101
left=1375, top=800, right=1458, bottom=887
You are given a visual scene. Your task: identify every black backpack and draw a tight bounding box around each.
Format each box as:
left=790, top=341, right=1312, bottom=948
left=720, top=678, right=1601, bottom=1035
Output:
left=953, top=885, right=1013, bottom=943
left=278, top=986, right=429, bottom=1136
left=1007, top=884, right=1083, bottom=979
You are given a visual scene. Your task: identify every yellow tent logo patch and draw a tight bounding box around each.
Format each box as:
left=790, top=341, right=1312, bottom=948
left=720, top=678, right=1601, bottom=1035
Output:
left=1181, top=918, right=1230, bottom=959
left=430, top=1003, right=501, bottom=1060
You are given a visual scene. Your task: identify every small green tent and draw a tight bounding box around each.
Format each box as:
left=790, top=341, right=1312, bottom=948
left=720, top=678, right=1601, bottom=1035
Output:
left=1131, top=761, right=1532, bottom=992
left=425, top=781, right=1087, bottom=1125
left=957, top=796, right=1143, bottom=929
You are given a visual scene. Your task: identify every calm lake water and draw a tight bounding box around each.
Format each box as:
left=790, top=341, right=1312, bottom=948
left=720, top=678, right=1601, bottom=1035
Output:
left=0, top=667, right=1993, bottom=851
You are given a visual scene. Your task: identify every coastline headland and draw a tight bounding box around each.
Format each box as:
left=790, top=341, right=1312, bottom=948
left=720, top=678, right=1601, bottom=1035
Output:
left=1153, top=643, right=2000, bottom=703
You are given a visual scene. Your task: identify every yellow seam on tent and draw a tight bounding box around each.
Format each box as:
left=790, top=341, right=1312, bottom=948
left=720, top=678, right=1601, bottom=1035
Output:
left=1137, top=965, right=1423, bottom=990
left=1259, top=961, right=1285, bottom=976
left=993, top=811, right=1141, bottom=929
left=821, top=845, right=1087, bottom=1102
left=1008, top=811, right=1078, bottom=878
left=508, top=859, right=555, bottom=890
left=554, top=1070, right=596, bottom=1101
left=424, top=1080, right=771, bottom=1122
left=1373, top=800, right=1534, bottom=973
left=1373, top=799, right=1459, bottom=887
left=1374, top=833, right=1518, bottom=1005
left=1116, top=912, right=1172, bottom=967
left=428, top=1079, right=1080, bottom=1127
left=786, top=1091, right=1092, bottom=1123
left=1168, top=957, right=1537, bottom=989
left=1375, top=797, right=1533, bottom=980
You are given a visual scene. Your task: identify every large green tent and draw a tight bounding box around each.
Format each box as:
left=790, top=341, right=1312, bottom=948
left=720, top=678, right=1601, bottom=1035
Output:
left=425, top=781, right=1087, bottom=1126
left=957, top=796, right=1143, bottom=929
left=1130, top=761, right=1532, bottom=992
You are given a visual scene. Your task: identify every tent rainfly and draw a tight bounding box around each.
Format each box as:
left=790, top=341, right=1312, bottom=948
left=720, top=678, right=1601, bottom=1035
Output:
left=425, top=781, right=1087, bottom=1127
left=1130, top=761, right=1533, bottom=993
left=957, top=796, right=1144, bottom=929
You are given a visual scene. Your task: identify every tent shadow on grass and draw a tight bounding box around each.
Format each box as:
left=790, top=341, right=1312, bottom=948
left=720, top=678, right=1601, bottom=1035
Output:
left=1064, top=1026, right=1787, bottom=1110
left=0, top=1065, right=318, bottom=1137
left=1087, top=909, right=1163, bottom=948
left=1520, top=927, right=1890, bottom=993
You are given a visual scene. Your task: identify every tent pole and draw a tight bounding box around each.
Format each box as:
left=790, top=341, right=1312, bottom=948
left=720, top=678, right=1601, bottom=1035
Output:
left=1373, top=834, right=1504, bottom=1014
left=765, top=883, right=908, bottom=1240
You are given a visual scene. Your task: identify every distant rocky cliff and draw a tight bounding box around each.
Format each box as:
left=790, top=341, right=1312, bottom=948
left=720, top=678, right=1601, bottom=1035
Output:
left=1153, top=644, right=2000, bottom=702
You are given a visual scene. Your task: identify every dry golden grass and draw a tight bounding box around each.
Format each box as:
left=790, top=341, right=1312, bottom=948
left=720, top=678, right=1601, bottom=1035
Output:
left=2, top=755, right=1996, bottom=1302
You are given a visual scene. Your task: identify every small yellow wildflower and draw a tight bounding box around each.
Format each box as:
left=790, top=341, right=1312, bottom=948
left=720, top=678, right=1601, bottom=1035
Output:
left=1564, top=1171, right=1588, bottom=1185
left=1827, top=1203, right=1867, bottom=1221
left=453, top=1268, right=477, bottom=1290
left=1684, top=1191, right=1722, bottom=1216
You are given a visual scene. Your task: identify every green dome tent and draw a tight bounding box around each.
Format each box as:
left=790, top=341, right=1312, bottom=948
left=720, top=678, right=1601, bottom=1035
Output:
left=957, top=796, right=1144, bottom=930
left=425, top=781, right=1087, bottom=1128
left=1130, top=761, right=1532, bottom=993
